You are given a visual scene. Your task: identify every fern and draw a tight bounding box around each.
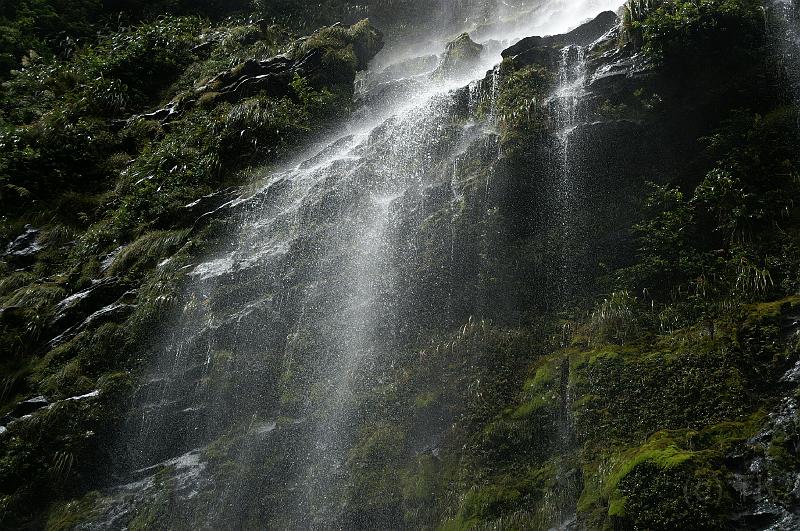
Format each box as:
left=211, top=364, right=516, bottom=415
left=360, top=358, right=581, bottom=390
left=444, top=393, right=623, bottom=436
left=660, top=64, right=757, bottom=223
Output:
left=621, top=0, right=665, bottom=48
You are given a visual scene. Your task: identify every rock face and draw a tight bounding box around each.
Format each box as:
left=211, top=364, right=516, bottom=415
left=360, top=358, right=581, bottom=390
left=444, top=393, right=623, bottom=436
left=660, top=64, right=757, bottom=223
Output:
left=501, top=10, right=619, bottom=69
left=139, top=20, right=384, bottom=124
left=141, top=51, right=324, bottom=123
left=433, top=32, right=485, bottom=79
left=2, top=3, right=799, bottom=531
left=504, top=10, right=619, bottom=57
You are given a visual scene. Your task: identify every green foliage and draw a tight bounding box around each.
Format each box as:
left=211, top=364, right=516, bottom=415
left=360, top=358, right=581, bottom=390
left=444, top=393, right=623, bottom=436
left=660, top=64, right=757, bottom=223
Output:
left=589, top=290, right=638, bottom=345
left=296, top=19, right=384, bottom=85
left=0, top=12, right=376, bottom=527
left=106, top=230, right=189, bottom=278
left=588, top=416, right=765, bottom=530
left=44, top=492, right=102, bottom=531
left=616, top=108, right=799, bottom=328
left=0, top=385, right=131, bottom=529
left=621, top=0, right=666, bottom=47
left=0, top=0, right=250, bottom=79
left=493, top=62, right=554, bottom=145
left=0, top=16, right=202, bottom=220
left=633, top=0, right=765, bottom=64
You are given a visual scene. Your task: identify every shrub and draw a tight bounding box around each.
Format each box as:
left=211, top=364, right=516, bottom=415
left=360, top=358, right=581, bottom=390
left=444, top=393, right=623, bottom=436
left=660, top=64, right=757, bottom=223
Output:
left=621, top=0, right=666, bottom=47
left=634, top=0, right=765, bottom=64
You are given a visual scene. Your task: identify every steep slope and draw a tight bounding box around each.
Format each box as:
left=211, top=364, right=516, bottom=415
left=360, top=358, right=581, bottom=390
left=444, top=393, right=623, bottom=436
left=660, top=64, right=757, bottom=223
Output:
left=1, top=0, right=799, bottom=530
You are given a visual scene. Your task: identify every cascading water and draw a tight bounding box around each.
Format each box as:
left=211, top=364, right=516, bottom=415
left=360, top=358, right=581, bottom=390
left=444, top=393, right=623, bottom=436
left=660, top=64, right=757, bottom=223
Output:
left=551, top=44, right=588, bottom=304
left=769, top=0, right=800, bottom=104
left=86, top=1, right=627, bottom=529
left=725, top=2, right=800, bottom=527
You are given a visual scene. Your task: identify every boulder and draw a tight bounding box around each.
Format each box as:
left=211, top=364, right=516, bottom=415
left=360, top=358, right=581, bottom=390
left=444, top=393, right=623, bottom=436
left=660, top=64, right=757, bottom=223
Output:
left=3, top=225, right=43, bottom=263
left=501, top=10, right=619, bottom=69
left=0, top=396, right=50, bottom=427
left=434, top=33, right=485, bottom=79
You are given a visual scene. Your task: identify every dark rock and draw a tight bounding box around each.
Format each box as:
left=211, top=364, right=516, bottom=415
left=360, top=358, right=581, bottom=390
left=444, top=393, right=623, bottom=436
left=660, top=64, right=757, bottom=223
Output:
left=138, top=49, right=323, bottom=125
left=3, top=225, right=43, bottom=262
left=183, top=187, right=237, bottom=214
left=140, top=101, right=182, bottom=122
left=1, top=395, right=50, bottom=425
left=48, top=278, right=131, bottom=337
left=155, top=187, right=237, bottom=230
left=502, top=11, right=619, bottom=62
left=0, top=305, right=26, bottom=325
left=48, top=301, right=137, bottom=350
left=210, top=50, right=323, bottom=101
left=587, top=53, right=650, bottom=96
left=727, top=359, right=800, bottom=529
left=191, top=40, right=216, bottom=56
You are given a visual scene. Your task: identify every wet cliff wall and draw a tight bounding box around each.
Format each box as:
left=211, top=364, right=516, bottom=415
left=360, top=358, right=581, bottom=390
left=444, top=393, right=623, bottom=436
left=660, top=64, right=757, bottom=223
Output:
left=0, top=1, right=799, bottom=530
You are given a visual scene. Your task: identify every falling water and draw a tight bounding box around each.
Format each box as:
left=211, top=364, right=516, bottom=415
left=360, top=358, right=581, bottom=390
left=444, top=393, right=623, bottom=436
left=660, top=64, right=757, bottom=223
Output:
left=90, top=1, right=628, bottom=528
left=550, top=44, right=588, bottom=305
left=769, top=0, right=800, bottom=104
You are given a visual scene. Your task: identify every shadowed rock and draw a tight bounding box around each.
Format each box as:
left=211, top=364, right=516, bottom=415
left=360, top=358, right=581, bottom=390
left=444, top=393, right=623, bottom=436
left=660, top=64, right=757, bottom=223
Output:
left=502, top=10, right=619, bottom=68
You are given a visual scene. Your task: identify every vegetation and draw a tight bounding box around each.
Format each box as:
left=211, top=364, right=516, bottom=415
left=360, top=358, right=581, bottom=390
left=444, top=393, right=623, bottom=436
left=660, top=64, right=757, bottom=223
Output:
left=0, top=1, right=382, bottom=525
left=1, top=0, right=799, bottom=529
left=621, top=0, right=765, bottom=64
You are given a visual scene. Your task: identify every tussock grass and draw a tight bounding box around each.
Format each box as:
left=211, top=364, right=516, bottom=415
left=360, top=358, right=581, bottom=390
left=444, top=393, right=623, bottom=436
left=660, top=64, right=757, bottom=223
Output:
left=4, top=283, right=67, bottom=310
left=107, top=229, right=190, bottom=278
left=590, top=290, right=638, bottom=345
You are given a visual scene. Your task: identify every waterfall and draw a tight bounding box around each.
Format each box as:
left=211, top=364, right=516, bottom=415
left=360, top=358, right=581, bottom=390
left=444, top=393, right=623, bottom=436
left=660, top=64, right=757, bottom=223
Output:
left=769, top=0, right=800, bottom=103
left=87, top=1, right=627, bottom=528
left=550, top=44, right=588, bottom=306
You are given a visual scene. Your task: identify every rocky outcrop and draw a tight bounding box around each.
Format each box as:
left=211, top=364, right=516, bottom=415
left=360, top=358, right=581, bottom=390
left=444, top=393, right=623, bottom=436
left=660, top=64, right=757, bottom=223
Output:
left=3, top=225, right=43, bottom=264
left=501, top=10, right=619, bottom=69
left=140, top=20, right=384, bottom=125
left=433, top=33, right=485, bottom=79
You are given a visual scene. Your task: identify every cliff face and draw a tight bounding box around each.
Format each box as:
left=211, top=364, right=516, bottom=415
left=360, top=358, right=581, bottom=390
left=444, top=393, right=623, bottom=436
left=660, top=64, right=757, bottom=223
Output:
left=1, top=1, right=799, bottom=530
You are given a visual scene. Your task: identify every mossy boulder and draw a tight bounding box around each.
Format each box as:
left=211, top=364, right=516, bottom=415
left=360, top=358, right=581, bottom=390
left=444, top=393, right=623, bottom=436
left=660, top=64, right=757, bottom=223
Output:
left=433, top=33, right=484, bottom=80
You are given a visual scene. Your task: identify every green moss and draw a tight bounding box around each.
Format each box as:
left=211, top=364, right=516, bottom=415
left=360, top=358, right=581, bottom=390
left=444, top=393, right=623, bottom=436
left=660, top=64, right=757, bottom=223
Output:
left=493, top=63, right=554, bottom=148
left=297, top=19, right=383, bottom=85
left=577, top=413, right=766, bottom=529
left=414, top=390, right=439, bottom=410
left=459, top=484, right=523, bottom=524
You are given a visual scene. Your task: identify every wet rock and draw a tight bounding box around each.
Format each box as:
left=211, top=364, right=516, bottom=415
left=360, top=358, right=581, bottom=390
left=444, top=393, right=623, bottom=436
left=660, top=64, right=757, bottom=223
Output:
left=3, top=225, right=43, bottom=263
left=502, top=11, right=619, bottom=69
left=434, top=33, right=485, bottom=79
left=366, top=54, right=439, bottom=88
left=139, top=20, right=383, bottom=126
left=140, top=50, right=323, bottom=124
left=504, top=11, right=619, bottom=57
left=0, top=397, right=45, bottom=431
left=100, top=246, right=126, bottom=273
left=191, top=40, right=215, bottom=57
left=1, top=396, right=49, bottom=425
left=74, top=450, right=212, bottom=531
left=48, top=301, right=137, bottom=349
left=356, top=75, right=427, bottom=108
left=155, top=186, right=237, bottom=230
left=47, top=278, right=131, bottom=339
left=727, top=359, right=800, bottom=529
left=214, top=50, right=323, bottom=101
